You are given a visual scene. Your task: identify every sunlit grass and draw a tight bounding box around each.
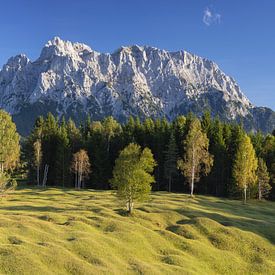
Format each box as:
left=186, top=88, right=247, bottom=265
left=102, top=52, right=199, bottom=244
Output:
left=0, top=188, right=274, bottom=274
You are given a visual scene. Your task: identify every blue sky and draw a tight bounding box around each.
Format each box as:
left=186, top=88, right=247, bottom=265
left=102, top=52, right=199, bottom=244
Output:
left=0, top=0, right=274, bottom=109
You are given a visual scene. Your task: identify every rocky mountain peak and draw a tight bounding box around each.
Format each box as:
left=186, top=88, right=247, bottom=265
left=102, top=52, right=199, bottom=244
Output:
left=0, top=37, right=273, bottom=135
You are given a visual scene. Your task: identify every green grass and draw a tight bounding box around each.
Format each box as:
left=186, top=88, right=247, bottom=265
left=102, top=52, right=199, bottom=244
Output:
left=0, top=188, right=275, bottom=274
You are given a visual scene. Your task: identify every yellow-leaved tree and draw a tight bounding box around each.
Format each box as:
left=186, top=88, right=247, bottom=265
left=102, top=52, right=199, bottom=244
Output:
left=0, top=110, right=20, bottom=196
left=177, top=118, right=213, bottom=196
left=233, top=134, right=258, bottom=203
left=0, top=110, right=20, bottom=172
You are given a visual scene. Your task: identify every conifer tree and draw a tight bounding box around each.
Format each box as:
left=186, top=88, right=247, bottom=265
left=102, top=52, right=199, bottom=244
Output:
left=123, top=116, right=136, bottom=145
left=177, top=118, right=213, bottom=196
left=208, top=118, right=227, bottom=196
left=55, top=120, right=70, bottom=187
left=164, top=132, right=179, bottom=192
left=201, top=110, right=212, bottom=135
left=257, top=158, right=271, bottom=200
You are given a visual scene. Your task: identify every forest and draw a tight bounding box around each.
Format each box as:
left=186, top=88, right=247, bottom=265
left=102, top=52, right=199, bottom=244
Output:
left=1, top=109, right=274, bottom=203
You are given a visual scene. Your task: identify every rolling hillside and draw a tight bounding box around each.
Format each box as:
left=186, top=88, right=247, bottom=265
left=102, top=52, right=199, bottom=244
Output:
left=0, top=188, right=274, bottom=274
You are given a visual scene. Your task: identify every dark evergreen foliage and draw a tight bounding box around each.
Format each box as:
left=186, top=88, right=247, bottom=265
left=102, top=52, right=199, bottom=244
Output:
left=24, top=112, right=275, bottom=200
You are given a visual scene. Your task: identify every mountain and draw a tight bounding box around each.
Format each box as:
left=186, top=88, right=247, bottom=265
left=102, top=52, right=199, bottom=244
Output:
left=0, top=37, right=274, bottom=135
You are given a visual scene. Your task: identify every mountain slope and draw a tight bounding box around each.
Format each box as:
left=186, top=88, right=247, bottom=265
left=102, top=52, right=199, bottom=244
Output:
left=0, top=188, right=275, bottom=274
left=0, top=37, right=274, bottom=135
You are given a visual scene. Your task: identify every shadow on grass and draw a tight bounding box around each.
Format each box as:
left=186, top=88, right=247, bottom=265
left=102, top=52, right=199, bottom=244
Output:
left=114, top=209, right=131, bottom=217
left=175, top=206, right=275, bottom=245
left=0, top=205, right=66, bottom=213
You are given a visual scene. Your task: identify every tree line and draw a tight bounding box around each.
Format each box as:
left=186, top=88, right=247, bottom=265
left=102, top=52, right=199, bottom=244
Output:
left=15, top=111, right=274, bottom=202
left=0, top=109, right=274, bottom=206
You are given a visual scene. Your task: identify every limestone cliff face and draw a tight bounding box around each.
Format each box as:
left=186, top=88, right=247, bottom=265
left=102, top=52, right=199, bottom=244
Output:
left=0, top=37, right=274, bottom=134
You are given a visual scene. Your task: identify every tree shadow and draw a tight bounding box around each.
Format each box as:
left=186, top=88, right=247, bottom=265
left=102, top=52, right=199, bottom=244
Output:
left=174, top=203, right=275, bottom=244
left=0, top=205, right=66, bottom=213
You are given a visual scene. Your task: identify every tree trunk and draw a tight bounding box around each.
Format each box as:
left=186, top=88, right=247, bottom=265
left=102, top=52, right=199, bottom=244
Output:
left=127, top=196, right=134, bottom=214
left=79, top=159, right=83, bottom=189
left=79, top=171, right=82, bottom=189
left=107, top=136, right=110, bottom=154
left=244, top=185, right=247, bottom=204
left=168, top=176, right=171, bottom=192
left=258, top=182, right=262, bottom=200
left=191, top=145, right=195, bottom=197
left=37, top=165, right=40, bottom=186
left=75, top=171, right=78, bottom=189
left=62, top=150, right=65, bottom=188
left=42, top=164, right=49, bottom=187
left=75, top=162, right=78, bottom=189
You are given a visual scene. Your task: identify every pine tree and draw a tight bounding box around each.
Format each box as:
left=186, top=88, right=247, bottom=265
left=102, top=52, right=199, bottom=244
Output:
left=208, top=118, right=227, bottom=196
left=55, top=120, right=70, bottom=187
left=123, top=116, right=136, bottom=145
left=110, top=143, right=156, bottom=214
left=177, top=118, right=213, bottom=196
left=164, top=132, right=179, bottom=192
left=232, top=134, right=258, bottom=203
left=257, top=158, right=271, bottom=200
left=201, top=110, right=212, bottom=135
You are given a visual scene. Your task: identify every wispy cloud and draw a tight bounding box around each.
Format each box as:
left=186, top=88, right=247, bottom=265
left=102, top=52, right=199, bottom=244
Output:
left=203, top=7, right=221, bottom=26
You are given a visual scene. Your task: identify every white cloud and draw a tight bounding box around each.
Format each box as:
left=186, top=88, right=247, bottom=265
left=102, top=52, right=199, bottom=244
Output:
left=203, top=7, right=221, bottom=26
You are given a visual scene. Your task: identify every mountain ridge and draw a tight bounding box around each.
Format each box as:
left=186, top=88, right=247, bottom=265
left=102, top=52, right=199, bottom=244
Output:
left=0, top=37, right=274, bottom=135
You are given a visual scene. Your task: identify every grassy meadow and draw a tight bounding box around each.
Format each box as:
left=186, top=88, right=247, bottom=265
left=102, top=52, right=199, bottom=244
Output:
left=0, top=188, right=274, bottom=274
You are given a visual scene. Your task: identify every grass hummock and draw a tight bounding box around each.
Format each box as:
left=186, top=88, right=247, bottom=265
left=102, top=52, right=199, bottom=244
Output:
left=0, top=188, right=274, bottom=274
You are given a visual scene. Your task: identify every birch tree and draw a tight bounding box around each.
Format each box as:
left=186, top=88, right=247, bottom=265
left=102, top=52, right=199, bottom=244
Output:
left=71, top=150, right=91, bottom=189
left=102, top=117, right=122, bottom=153
left=110, top=143, right=156, bottom=214
left=33, top=140, right=42, bottom=186
left=177, top=118, right=213, bottom=196
left=233, top=134, right=258, bottom=203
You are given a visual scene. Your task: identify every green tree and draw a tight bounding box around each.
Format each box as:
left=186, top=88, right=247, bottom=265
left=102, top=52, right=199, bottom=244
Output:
left=208, top=118, right=227, bottom=196
left=232, top=135, right=258, bottom=203
left=55, top=120, right=70, bottom=187
left=164, top=132, right=179, bottom=192
left=201, top=110, right=212, bottom=135
left=257, top=158, right=271, bottom=200
left=110, top=143, right=156, bottom=214
left=102, top=116, right=122, bottom=153
left=177, top=118, right=213, bottom=196
left=0, top=110, right=20, bottom=172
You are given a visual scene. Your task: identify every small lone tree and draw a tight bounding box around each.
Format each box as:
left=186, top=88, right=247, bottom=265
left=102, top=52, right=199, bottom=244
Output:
left=177, top=118, right=213, bottom=196
left=257, top=158, right=271, bottom=200
left=110, top=143, right=156, bottom=214
left=71, top=149, right=91, bottom=189
left=233, top=135, right=258, bottom=203
left=164, top=132, right=179, bottom=192
left=33, top=140, right=42, bottom=186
